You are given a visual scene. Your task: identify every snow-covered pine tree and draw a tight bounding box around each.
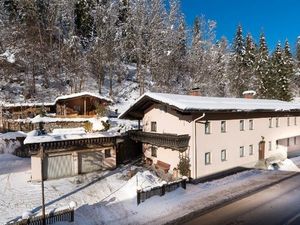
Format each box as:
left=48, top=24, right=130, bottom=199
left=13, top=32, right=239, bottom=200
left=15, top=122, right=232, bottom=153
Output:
left=294, top=37, right=300, bottom=93
left=256, top=33, right=271, bottom=99
left=228, top=24, right=247, bottom=97
left=244, top=33, right=257, bottom=91
left=280, top=40, right=294, bottom=101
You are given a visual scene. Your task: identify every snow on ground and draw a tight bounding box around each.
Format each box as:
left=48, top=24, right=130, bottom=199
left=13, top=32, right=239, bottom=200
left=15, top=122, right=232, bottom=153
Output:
left=1, top=154, right=300, bottom=225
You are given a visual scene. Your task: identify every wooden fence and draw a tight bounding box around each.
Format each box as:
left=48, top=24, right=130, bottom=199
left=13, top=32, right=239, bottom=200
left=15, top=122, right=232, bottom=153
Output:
left=6, top=208, right=74, bottom=225
left=137, top=178, right=187, bottom=205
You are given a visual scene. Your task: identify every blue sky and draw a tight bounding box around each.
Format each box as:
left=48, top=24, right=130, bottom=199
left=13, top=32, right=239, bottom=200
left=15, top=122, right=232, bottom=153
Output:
left=180, top=0, right=300, bottom=51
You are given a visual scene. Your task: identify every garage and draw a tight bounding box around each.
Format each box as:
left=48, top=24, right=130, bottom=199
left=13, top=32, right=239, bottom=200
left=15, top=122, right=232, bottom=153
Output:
left=79, top=151, right=104, bottom=174
left=44, top=154, right=73, bottom=179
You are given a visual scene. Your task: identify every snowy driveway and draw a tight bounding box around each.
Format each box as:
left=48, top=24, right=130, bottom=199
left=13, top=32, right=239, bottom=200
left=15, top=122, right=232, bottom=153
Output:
left=1, top=154, right=300, bottom=225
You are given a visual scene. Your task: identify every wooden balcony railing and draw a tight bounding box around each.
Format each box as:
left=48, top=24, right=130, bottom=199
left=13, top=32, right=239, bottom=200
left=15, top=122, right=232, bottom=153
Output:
left=128, top=130, right=190, bottom=152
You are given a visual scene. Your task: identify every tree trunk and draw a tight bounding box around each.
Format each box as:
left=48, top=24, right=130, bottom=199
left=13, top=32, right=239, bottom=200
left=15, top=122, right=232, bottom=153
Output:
left=109, top=65, right=113, bottom=97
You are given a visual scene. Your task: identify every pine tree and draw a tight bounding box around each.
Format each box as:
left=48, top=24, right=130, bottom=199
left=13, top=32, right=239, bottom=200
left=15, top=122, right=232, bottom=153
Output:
left=294, top=37, right=300, bottom=92
left=74, top=0, right=94, bottom=47
left=244, top=33, right=257, bottom=90
left=256, top=33, right=271, bottom=98
left=228, top=24, right=247, bottom=97
left=280, top=40, right=293, bottom=101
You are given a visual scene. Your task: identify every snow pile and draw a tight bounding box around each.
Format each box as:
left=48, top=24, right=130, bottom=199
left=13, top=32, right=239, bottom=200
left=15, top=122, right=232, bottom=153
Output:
left=109, top=118, right=139, bottom=133
left=135, top=170, right=163, bottom=190
left=52, top=127, right=85, bottom=135
left=0, top=50, right=15, bottom=63
left=276, top=159, right=300, bottom=172
left=0, top=131, right=26, bottom=140
left=0, top=139, right=21, bottom=154
left=89, top=117, right=108, bottom=131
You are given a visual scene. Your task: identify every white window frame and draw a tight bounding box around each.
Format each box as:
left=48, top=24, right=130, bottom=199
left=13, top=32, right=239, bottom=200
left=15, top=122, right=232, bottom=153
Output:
left=221, top=121, right=226, bottom=133
left=249, top=119, right=253, bottom=130
left=205, top=122, right=211, bottom=134
left=151, top=121, right=157, bottom=132
left=240, top=146, right=245, bottom=157
left=249, top=145, right=253, bottom=155
left=269, top=118, right=272, bottom=128
left=221, top=149, right=226, bottom=161
left=268, top=141, right=272, bottom=151
left=276, top=118, right=279, bottom=127
left=240, top=120, right=244, bottom=131
left=287, top=117, right=290, bottom=126
left=205, top=152, right=211, bottom=165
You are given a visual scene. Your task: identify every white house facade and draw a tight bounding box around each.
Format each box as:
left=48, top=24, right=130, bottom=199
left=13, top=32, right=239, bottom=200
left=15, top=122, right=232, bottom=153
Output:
left=120, top=92, right=300, bottom=180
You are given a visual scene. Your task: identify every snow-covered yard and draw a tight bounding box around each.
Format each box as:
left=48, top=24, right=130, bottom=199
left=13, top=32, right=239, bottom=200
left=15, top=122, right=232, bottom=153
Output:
left=1, top=154, right=300, bottom=225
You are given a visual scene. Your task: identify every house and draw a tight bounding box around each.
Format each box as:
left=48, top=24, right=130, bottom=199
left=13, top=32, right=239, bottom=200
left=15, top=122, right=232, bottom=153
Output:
left=24, top=128, right=120, bottom=181
left=54, top=92, right=112, bottom=117
left=120, top=92, right=300, bottom=181
left=1, top=92, right=112, bottom=132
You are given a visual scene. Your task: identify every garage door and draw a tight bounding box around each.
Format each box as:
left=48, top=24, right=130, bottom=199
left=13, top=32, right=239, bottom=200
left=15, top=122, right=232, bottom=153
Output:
left=79, top=151, right=103, bottom=174
left=44, top=154, right=73, bottom=179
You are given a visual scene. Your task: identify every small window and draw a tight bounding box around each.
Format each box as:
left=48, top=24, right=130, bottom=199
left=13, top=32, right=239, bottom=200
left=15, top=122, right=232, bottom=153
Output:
left=287, top=138, right=290, bottom=147
left=249, top=145, right=253, bottom=155
left=276, top=118, right=279, bottom=127
left=240, top=146, right=244, bottom=157
left=151, top=122, right=157, bottom=132
left=151, top=146, right=157, bottom=157
left=276, top=140, right=279, bottom=149
left=287, top=117, right=290, bottom=126
left=205, top=122, right=211, bottom=134
left=240, top=120, right=244, bottom=131
left=105, top=149, right=111, bottom=158
left=269, top=118, right=272, bottom=128
left=295, top=117, right=297, bottom=126
left=221, top=121, right=226, bottom=133
left=294, top=137, right=297, bottom=145
left=205, top=152, right=211, bottom=165
left=268, top=141, right=272, bottom=151
left=221, top=149, right=226, bottom=161
left=249, top=120, right=253, bottom=130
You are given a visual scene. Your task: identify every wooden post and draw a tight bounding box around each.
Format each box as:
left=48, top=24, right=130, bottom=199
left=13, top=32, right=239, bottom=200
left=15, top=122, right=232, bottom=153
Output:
left=181, top=179, right=186, bottom=190
left=137, top=190, right=141, bottom=205
left=40, top=145, right=46, bottom=225
left=84, top=98, right=87, bottom=116
left=161, top=184, right=166, bottom=196
left=70, top=209, right=74, bottom=222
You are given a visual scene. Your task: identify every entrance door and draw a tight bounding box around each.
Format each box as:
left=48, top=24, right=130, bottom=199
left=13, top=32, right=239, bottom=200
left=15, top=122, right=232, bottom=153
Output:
left=259, top=141, right=265, bottom=160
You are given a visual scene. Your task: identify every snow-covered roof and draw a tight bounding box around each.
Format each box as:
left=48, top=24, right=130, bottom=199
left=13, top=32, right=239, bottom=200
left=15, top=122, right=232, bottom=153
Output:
left=120, top=92, right=300, bottom=120
left=54, top=91, right=112, bottom=103
left=2, top=92, right=112, bottom=108
left=24, top=129, right=120, bottom=145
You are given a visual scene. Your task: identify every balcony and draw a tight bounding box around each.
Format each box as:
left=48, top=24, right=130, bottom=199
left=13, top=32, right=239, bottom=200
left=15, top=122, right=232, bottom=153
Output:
left=127, top=130, right=190, bottom=152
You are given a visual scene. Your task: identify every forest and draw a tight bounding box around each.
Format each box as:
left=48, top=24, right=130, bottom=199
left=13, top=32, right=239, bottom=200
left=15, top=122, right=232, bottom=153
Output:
left=1, top=0, right=300, bottom=102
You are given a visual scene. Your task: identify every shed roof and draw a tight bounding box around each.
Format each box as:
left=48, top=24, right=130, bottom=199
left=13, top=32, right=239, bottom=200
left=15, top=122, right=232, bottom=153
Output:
left=119, top=92, right=300, bottom=120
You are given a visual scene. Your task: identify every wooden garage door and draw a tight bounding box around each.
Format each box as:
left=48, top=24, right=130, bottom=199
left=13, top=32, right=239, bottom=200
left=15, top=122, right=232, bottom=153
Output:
left=79, top=151, right=103, bottom=174
left=45, top=154, right=73, bottom=179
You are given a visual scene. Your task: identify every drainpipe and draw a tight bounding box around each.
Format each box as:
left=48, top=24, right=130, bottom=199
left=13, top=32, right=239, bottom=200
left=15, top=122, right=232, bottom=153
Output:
left=193, top=113, right=206, bottom=179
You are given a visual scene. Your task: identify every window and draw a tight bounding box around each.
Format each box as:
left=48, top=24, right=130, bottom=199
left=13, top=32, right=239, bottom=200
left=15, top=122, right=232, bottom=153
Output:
left=294, top=137, right=297, bottom=145
left=240, top=146, right=245, bottom=157
left=287, top=138, right=290, bottom=147
left=295, top=117, right=297, bottom=126
left=151, top=146, right=157, bottom=157
left=151, top=122, right=157, bottom=132
left=221, top=121, right=226, bottom=133
left=276, top=118, right=279, bottom=127
left=268, top=141, right=272, bottom=151
left=205, top=152, right=211, bottom=165
left=269, top=118, right=272, bottom=128
left=105, top=149, right=111, bottom=158
left=249, top=145, right=253, bottom=155
left=287, top=117, right=290, bottom=126
left=276, top=140, right=279, bottom=149
left=205, top=122, right=211, bottom=134
left=249, top=120, right=253, bottom=130
left=221, top=150, right=226, bottom=161
left=240, top=120, right=244, bottom=131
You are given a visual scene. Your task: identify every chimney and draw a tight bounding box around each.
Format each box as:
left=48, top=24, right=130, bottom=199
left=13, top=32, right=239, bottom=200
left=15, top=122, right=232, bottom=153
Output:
left=190, top=87, right=201, bottom=96
left=242, top=90, right=256, bottom=99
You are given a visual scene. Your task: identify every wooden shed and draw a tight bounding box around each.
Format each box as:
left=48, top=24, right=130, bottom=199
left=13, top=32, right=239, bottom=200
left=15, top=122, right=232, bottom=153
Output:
left=54, top=92, right=112, bottom=117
